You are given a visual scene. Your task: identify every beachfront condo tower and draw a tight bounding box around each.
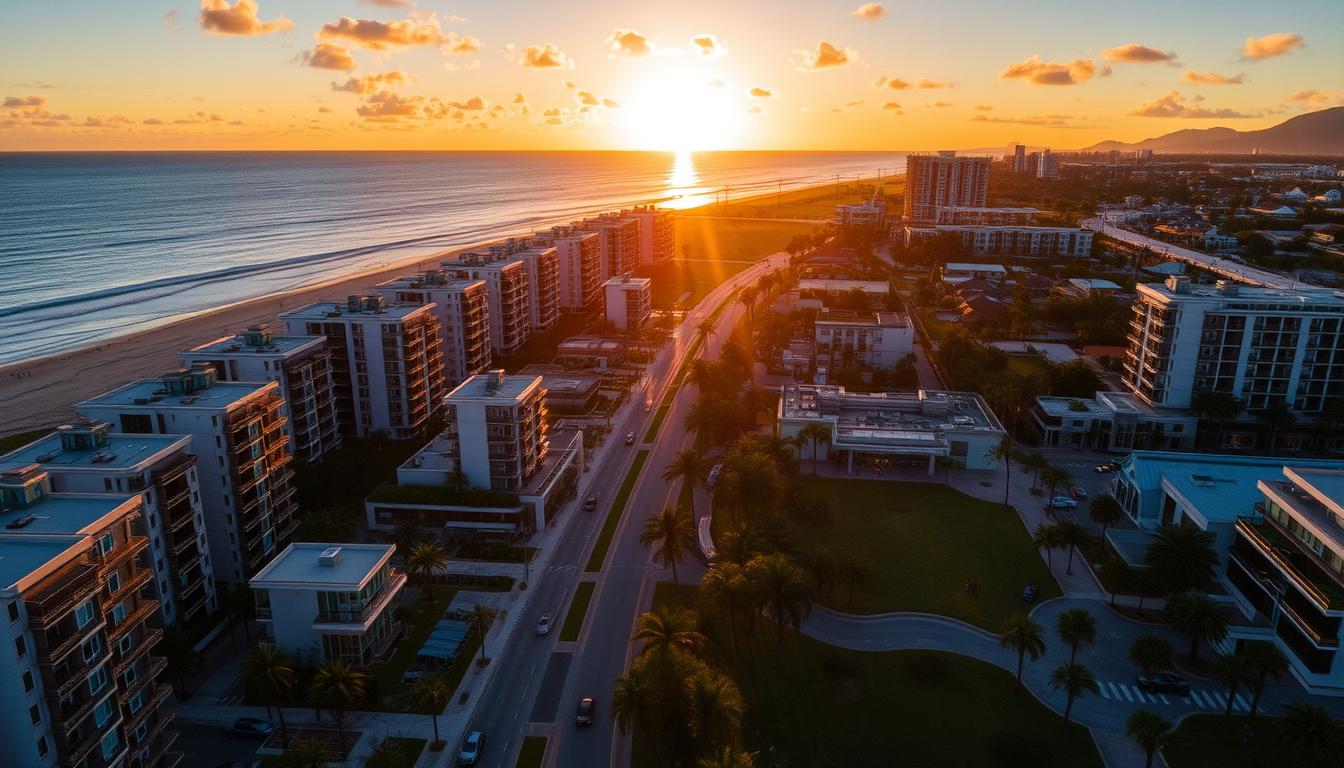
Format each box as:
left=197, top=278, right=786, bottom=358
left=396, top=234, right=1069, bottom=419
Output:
left=529, top=226, right=602, bottom=313
left=179, top=325, right=342, bottom=463
left=903, top=152, right=991, bottom=224
left=280, top=295, right=448, bottom=441
left=576, top=212, right=640, bottom=282
left=603, top=277, right=653, bottom=332
left=375, top=272, right=493, bottom=386
left=0, top=467, right=178, bottom=768
left=626, top=205, right=676, bottom=265
left=76, top=365, right=298, bottom=585
left=447, top=241, right=561, bottom=354
left=0, top=419, right=218, bottom=626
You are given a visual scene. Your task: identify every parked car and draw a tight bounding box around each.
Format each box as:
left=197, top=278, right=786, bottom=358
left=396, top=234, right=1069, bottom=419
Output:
left=1094, top=460, right=1121, bottom=473
left=625, top=432, right=635, bottom=446
left=223, top=718, right=273, bottom=739
left=1047, top=496, right=1078, bottom=509
left=576, top=696, right=596, bottom=726
left=1136, top=672, right=1191, bottom=696
left=458, top=731, right=486, bottom=766
left=1022, top=585, right=1037, bottom=604
left=536, top=613, right=552, bottom=636
left=583, top=496, right=597, bottom=512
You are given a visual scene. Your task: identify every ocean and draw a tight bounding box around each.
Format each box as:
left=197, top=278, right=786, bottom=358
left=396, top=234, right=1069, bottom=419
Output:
left=0, top=151, right=903, bottom=366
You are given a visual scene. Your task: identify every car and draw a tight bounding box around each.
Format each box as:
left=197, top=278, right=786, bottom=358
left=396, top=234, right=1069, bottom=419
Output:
left=576, top=696, right=596, bottom=726
left=625, top=432, right=635, bottom=445
left=1095, top=460, right=1121, bottom=473
left=536, top=613, right=552, bottom=635
left=707, top=463, right=724, bottom=486
left=583, top=496, right=597, bottom=512
left=1022, top=585, right=1037, bottom=604
left=458, top=731, right=486, bottom=765
left=1047, top=496, right=1078, bottom=509
left=223, top=718, right=274, bottom=739
left=1071, top=486, right=1089, bottom=500
left=1137, top=672, right=1191, bottom=696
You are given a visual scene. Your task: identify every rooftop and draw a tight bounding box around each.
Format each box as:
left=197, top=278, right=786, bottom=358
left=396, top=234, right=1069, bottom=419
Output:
left=1069, top=278, right=1123, bottom=291
left=1, top=430, right=187, bottom=471
left=797, top=279, right=890, bottom=294
left=447, top=370, right=542, bottom=402
left=944, top=263, right=1007, bottom=273
left=1138, top=280, right=1344, bottom=305
left=249, top=542, right=393, bottom=590
left=280, top=298, right=431, bottom=322
left=78, top=377, right=272, bottom=411
left=558, top=336, right=624, bottom=353
left=816, top=312, right=911, bottom=329
left=604, top=277, right=652, bottom=289
left=185, top=331, right=324, bottom=357
left=779, top=385, right=1004, bottom=434
left=0, top=491, right=139, bottom=536
left=0, top=535, right=88, bottom=596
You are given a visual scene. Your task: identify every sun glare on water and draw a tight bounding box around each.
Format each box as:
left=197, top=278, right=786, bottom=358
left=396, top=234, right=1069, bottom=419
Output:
left=623, top=68, right=743, bottom=153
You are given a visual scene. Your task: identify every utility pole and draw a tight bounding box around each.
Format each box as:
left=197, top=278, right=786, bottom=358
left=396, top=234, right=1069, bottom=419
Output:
left=777, top=179, right=782, bottom=206
left=834, top=173, right=840, bottom=206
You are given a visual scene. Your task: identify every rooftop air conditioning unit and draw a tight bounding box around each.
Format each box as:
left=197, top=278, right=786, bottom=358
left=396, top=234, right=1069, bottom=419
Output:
left=319, top=546, right=342, bottom=567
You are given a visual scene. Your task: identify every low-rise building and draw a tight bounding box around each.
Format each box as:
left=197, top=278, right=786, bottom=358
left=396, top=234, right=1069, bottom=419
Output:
left=814, top=312, right=913, bottom=376
left=516, top=365, right=602, bottom=413
left=1054, top=278, right=1124, bottom=299
left=375, top=272, right=492, bottom=387
left=796, top=278, right=891, bottom=298
left=603, top=277, right=652, bottom=332
left=835, top=196, right=886, bottom=228
left=933, top=206, right=1038, bottom=226
left=941, top=263, right=1007, bottom=284
left=1032, top=391, right=1198, bottom=452
left=907, top=225, right=1093, bottom=258
left=556, top=337, right=625, bottom=368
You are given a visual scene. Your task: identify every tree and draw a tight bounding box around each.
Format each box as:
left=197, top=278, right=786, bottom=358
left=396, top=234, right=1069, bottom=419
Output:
left=1034, top=523, right=1064, bottom=571
left=308, top=661, right=368, bottom=751
left=640, top=507, right=698, bottom=585
left=242, top=645, right=297, bottom=748
left=1244, top=641, right=1289, bottom=719
left=1211, top=652, right=1253, bottom=720
left=1049, top=662, right=1100, bottom=726
left=1257, top=400, right=1296, bottom=450
left=1055, top=608, right=1097, bottom=664
left=1128, top=633, right=1173, bottom=677
left=990, top=438, right=1016, bottom=505
left=1165, top=590, right=1228, bottom=662
left=1024, top=452, right=1049, bottom=490
left=468, top=603, right=498, bottom=662
left=696, top=319, right=718, bottom=341
left=407, top=542, right=448, bottom=600
left=833, top=552, right=873, bottom=608
left=713, top=451, right=785, bottom=528
left=715, top=528, right=762, bottom=567
left=1088, top=495, right=1124, bottom=542
left=630, top=605, right=705, bottom=661
left=746, top=553, right=815, bottom=645
left=1191, top=390, right=1242, bottom=448
left=611, top=665, right=657, bottom=736
left=1144, top=523, right=1219, bottom=596
left=701, top=561, right=750, bottom=643
left=274, top=740, right=331, bottom=768
left=738, top=286, right=759, bottom=329
left=413, top=676, right=450, bottom=745
left=160, top=624, right=204, bottom=699
left=999, top=614, right=1046, bottom=687
left=662, top=449, right=710, bottom=517
left=696, top=748, right=758, bottom=768
left=1276, top=702, right=1344, bottom=767
left=1040, top=464, right=1072, bottom=508
left=1126, top=709, right=1173, bottom=768
left=1054, top=520, right=1088, bottom=575
left=798, top=422, right=832, bottom=475
left=686, top=669, right=744, bottom=750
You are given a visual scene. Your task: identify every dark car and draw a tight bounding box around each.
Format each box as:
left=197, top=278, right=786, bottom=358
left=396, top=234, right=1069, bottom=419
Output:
left=223, top=718, right=274, bottom=739
left=625, top=432, right=636, bottom=446
left=1022, top=585, right=1037, bottom=604
left=583, top=496, right=597, bottom=512
left=458, top=731, right=486, bottom=765
left=576, top=696, right=596, bottom=726
left=1137, top=672, right=1190, bottom=696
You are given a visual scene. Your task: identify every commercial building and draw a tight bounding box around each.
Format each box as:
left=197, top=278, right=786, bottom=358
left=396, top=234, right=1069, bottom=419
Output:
left=797, top=278, right=892, bottom=298
left=1122, top=276, right=1344, bottom=412
left=516, top=365, right=602, bottom=412
left=577, top=212, right=640, bottom=281
left=777, top=385, right=1006, bottom=474
left=941, top=263, right=1007, bottom=284
left=180, top=326, right=342, bottom=463
left=1, top=419, right=217, bottom=626
left=1055, top=278, right=1124, bottom=299
left=1012, top=144, right=1026, bottom=173
left=1032, top=391, right=1198, bottom=452
left=626, top=205, right=675, bottom=265
left=530, top=226, right=602, bottom=312
left=905, top=225, right=1093, bottom=258
left=249, top=543, right=406, bottom=668
left=814, top=312, right=914, bottom=377
left=556, top=336, right=625, bottom=368
left=76, top=366, right=298, bottom=584
left=375, top=272, right=492, bottom=386
left=603, top=277, right=653, bottom=332
left=903, top=152, right=991, bottom=224
left=1036, top=149, right=1058, bottom=179
left=0, top=468, right=177, bottom=768
left=281, top=296, right=447, bottom=440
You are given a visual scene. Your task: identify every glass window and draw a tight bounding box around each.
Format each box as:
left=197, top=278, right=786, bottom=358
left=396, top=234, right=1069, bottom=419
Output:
left=14, top=636, right=26, bottom=658
left=97, top=531, right=115, bottom=556
left=88, top=666, right=108, bottom=696
left=23, top=671, right=35, bottom=693
left=111, top=602, right=127, bottom=626
left=75, top=600, right=96, bottom=628
left=100, top=730, right=120, bottom=761
left=93, top=699, right=113, bottom=728
left=106, top=572, right=120, bottom=595
left=29, top=704, right=40, bottom=725
left=37, top=736, right=47, bottom=758
left=128, top=690, right=145, bottom=715
left=82, top=634, right=101, bottom=663
left=7, top=602, right=18, bottom=622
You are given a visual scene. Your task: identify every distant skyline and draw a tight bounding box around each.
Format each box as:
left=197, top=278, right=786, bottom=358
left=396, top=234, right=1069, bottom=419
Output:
left=2, top=0, right=1342, bottom=151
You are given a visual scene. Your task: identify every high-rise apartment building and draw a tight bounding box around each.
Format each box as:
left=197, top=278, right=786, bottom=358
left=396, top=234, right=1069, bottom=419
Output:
left=180, top=326, right=342, bottom=463
left=280, top=296, right=448, bottom=440
left=1036, top=149, right=1058, bottom=179
left=529, top=226, right=602, bottom=312
left=625, top=205, right=676, bottom=265
left=1123, top=277, right=1344, bottom=412
left=0, top=467, right=178, bottom=768
left=440, top=371, right=548, bottom=492
left=576, top=213, right=640, bottom=282
left=444, top=243, right=563, bottom=355
left=603, top=277, right=652, bottom=332
left=902, top=152, right=990, bottom=224
left=375, top=272, right=492, bottom=386
left=1011, top=144, right=1026, bottom=173
left=0, top=419, right=217, bottom=626
left=76, top=366, right=298, bottom=584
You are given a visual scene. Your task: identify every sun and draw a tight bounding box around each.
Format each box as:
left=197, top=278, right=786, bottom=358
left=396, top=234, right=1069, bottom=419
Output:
left=621, top=67, right=744, bottom=152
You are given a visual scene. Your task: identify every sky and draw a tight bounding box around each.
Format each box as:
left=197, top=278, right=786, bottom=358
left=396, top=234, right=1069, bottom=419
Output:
left=2, top=0, right=1342, bottom=151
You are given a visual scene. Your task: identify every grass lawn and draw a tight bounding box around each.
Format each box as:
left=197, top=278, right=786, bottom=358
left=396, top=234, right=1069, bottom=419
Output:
left=698, top=175, right=897, bottom=221
left=515, top=736, right=547, bottom=768
left=802, top=477, right=1060, bottom=629
left=634, top=583, right=1101, bottom=768
left=559, top=580, right=596, bottom=642
left=641, top=218, right=814, bottom=308
left=367, top=589, right=491, bottom=713
left=1163, top=714, right=1281, bottom=768
left=1007, top=354, right=1051, bottom=383
left=585, top=449, right=649, bottom=572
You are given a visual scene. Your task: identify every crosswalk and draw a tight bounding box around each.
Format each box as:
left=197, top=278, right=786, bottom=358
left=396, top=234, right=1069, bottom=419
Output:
left=1097, top=680, right=1251, bottom=712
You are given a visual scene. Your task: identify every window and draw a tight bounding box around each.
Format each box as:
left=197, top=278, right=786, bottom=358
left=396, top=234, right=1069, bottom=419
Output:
left=75, top=599, right=96, bottom=628
left=106, top=572, right=121, bottom=595
left=23, top=671, right=35, bottom=693
left=96, top=531, right=115, bottom=556
left=100, top=730, right=120, bottom=761
left=127, top=689, right=145, bottom=715
left=82, top=634, right=102, bottom=663
left=122, top=664, right=138, bottom=687
left=14, top=636, right=26, bottom=658
left=118, top=634, right=133, bottom=656
left=36, top=737, right=47, bottom=759
left=7, top=602, right=18, bottom=622
left=88, top=666, right=108, bottom=696
left=94, top=699, right=114, bottom=728
left=111, top=602, right=127, bottom=626
left=29, top=704, right=40, bottom=725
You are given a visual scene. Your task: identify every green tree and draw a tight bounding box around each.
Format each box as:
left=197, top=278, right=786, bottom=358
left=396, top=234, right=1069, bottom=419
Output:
left=640, top=507, right=698, bottom=585
left=999, top=614, right=1047, bottom=688
left=686, top=669, right=744, bottom=751
left=1034, top=523, right=1064, bottom=572
left=1165, top=590, right=1228, bottom=662
left=989, top=438, right=1016, bottom=505
left=1088, top=495, right=1125, bottom=541
left=746, top=553, right=816, bottom=645
left=1054, top=519, right=1088, bottom=575
left=1256, top=400, right=1296, bottom=450
left=1055, top=608, right=1098, bottom=664
left=468, top=603, right=498, bottom=663
left=1244, top=641, right=1290, bottom=719
left=833, top=552, right=873, bottom=608
left=662, top=449, right=710, bottom=517
left=696, top=748, right=758, bottom=768
left=701, top=561, right=751, bottom=644
left=630, top=606, right=706, bottom=662
left=274, top=739, right=330, bottom=768
left=1211, top=652, right=1253, bottom=720
left=798, top=422, right=832, bottom=475
left=1128, top=633, right=1173, bottom=677
left=713, top=451, right=785, bottom=528
left=407, top=542, right=448, bottom=600
left=160, top=624, right=204, bottom=698
left=1040, top=464, right=1072, bottom=509
left=1049, top=662, right=1100, bottom=726
left=1276, top=702, right=1344, bottom=768
left=1144, top=523, right=1219, bottom=596
left=242, top=645, right=296, bottom=748
left=308, top=661, right=368, bottom=752
left=413, top=676, right=450, bottom=745
left=1126, top=709, right=1173, bottom=768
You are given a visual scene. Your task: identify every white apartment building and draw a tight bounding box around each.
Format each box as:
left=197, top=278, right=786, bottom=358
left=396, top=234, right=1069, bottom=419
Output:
left=626, top=205, right=676, bottom=265
left=281, top=295, right=448, bottom=439
left=436, top=371, right=547, bottom=492
left=1, top=419, right=217, bottom=626
left=576, top=212, right=640, bottom=282
left=1123, top=276, right=1344, bottom=412
left=250, top=543, right=406, bottom=668
left=1032, top=391, right=1198, bottom=452
left=933, top=206, right=1038, bottom=226
left=814, top=312, right=914, bottom=376
left=905, top=225, right=1093, bottom=258
left=445, top=249, right=540, bottom=355
left=603, top=277, right=652, bottom=332
left=375, top=272, right=492, bottom=386
left=180, top=326, right=342, bottom=463
left=76, top=366, right=298, bottom=584
left=0, top=470, right=177, bottom=768
left=530, top=226, right=602, bottom=312
left=903, top=152, right=991, bottom=223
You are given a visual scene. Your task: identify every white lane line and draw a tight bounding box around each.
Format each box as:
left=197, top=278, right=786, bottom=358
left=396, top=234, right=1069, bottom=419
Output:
left=1118, top=685, right=1134, bottom=703
left=1234, top=694, right=1249, bottom=711
left=1099, top=684, right=1111, bottom=700
left=1106, top=682, right=1123, bottom=701
left=1157, top=693, right=1170, bottom=704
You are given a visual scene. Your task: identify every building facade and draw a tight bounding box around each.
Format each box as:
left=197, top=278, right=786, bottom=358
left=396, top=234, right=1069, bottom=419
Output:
left=904, top=225, right=1093, bottom=258
left=902, top=152, right=991, bottom=224
left=1032, top=391, right=1198, bottom=452
left=602, top=277, right=653, bottom=332
left=577, top=213, right=640, bottom=282
left=530, top=226, right=602, bottom=312
left=446, top=252, right=532, bottom=356
left=375, top=272, right=492, bottom=386
left=626, top=205, right=675, bottom=265
left=814, top=312, right=914, bottom=376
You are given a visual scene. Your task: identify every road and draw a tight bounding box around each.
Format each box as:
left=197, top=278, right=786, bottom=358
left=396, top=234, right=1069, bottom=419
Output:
left=176, top=721, right=265, bottom=767
left=469, top=253, right=788, bottom=768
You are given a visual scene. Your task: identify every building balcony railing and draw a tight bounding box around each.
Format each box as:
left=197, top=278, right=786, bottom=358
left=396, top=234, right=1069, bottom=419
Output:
left=26, top=563, right=100, bottom=629
left=1236, top=517, right=1344, bottom=613
left=50, top=684, right=117, bottom=738
left=313, top=570, right=406, bottom=626
left=36, top=615, right=106, bottom=666
left=106, top=600, right=157, bottom=646
left=105, top=567, right=154, bottom=609
left=124, top=684, right=174, bottom=745
left=113, top=626, right=160, bottom=678
left=94, top=535, right=149, bottom=575
left=44, top=645, right=111, bottom=700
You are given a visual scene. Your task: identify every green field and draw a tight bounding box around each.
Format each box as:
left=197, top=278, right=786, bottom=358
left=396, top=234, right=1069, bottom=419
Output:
left=559, top=580, right=596, bottom=642
left=641, top=218, right=815, bottom=308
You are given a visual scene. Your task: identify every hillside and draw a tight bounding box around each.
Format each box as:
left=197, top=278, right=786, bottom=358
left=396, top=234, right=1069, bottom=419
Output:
left=1082, top=107, right=1344, bottom=156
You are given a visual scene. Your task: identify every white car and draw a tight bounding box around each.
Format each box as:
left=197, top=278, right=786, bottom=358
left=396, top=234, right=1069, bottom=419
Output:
left=1048, top=496, right=1079, bottom=509
left=536, top=614, right=552, bottom=636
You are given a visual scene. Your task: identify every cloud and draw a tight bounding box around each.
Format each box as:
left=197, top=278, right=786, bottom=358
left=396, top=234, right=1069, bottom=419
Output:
left=318, top=14, right=445, bottom=50
left=506, top=43, right=573, bottom=69
left=873, top=76, right=909, bottom=90
left=564, top=81, right=577, bottom=89
left=302, top=43, right=357, bottom=71
left=932, top=101, right=953, bottom=108
left=356, top=90, right=424, bottom=121
left=452, top=96, right=486, bottom=110
left=794, top=40, right=856, bottom=71
left=143, top=118, right=165, bottom=125
left=881, top=102, right=903, bottom=113
left=607, top=28, right=653, bottom=58
left=331, top=71, right=411, bottom=95
left=747, top=87, right=777, bottom=98
left=82, top=115, right=133, bottom=128
left=163, top=10, right=178, bottom=30
left=1181, top=70, right=1244, bottom=85
left=1242, top=33, right=1304, bottom=61
left=1128, top=90, right=1254, bottom=118
left=746, top=106, right=763, bottom=114
left=169, top=110, right=226, bottom=124
left=512, top=92, right=526, bottom=104
left=1102, top=44, right=1178, bottom=64
left=198, top=0, right=293, bottom=36
left=575, top=90, right=600, bottom=106
left=972, top=113, right=1075, bottom=126
left=850, top=3, right=886, bottom=19
left=690, top=34, right=724, bottom=58
left=975, top=104, right=993, bottom=112
left=917, top=79, right=952, bottom=89
left=1285, top=89, right=1344, bottom=110
left=318, top=106, right=334, bottom=113
left=442, top=32, right=483, bottom=55
left=707, top=78, right=726, bottom=88
left=359, top=0, right=413, bottom=6
left=3, top=96, right=46, bottom=108
left=602, top=98, right=620, bottom=109
left=1000, top=55, right=1104, bottom=85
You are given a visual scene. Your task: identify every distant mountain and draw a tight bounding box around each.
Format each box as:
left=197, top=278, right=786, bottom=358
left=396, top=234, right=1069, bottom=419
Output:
left=1081, top=107, right=1344, bottom=156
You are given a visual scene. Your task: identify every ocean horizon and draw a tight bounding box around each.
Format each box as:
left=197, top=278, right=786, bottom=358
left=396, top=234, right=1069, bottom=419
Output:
left=0, top=150, right=905, bottom=366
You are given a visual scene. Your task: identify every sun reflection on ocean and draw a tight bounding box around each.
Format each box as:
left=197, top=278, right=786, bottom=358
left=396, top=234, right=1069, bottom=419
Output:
left=658, top=150, right=716, bottom=210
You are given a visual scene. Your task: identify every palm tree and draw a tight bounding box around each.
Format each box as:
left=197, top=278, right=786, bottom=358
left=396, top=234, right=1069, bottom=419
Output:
left=999, top=614, right=1046, bottom=688
left=1040, top=464, right=1072, bottom=508
left=713, top=452, right=785, bottom=527
left=407, top=542, right=448, bottom=600
left=696, top=319, right=718, bottom=341
left=1244, top=641, right=1290, bottom=718
left=686, top=669, right=744, bottom=750
left=1257, top=400, right=1296, bottom=450
left=1055, top=608, right=1097, bottom=664
left=701, top=561, right=750, bottom=643
left=611, top=665, right=657, bottom=736
left=746, top=553, right=816, bottom=645
left=1144, top=523, right=1219, bottom=597
left=242, top=645, right=297, bottom=747
left=990, top=438, right=1016, bottom=505
left=695, top=748, right=758, bottom=768
left=468, top=603, right=498, bottom=663
left=1211, top=652, right=1253, bottom=719
left=1034, top=523, right=1063, bottom=571
left=1126, top=709, right=1173, bottom=768
left=833, top=552, right=873, bottom=608
left=640, top=507, right=698, bottom=584
left=308, top=661, right=368, bottom=753
left=413, top=676, right=450, bottom=745
left=1054, top=520, right=1088, bottom=575
left=1277, top=702, right=1344, bottom=767
left=1049, top=662, right=1100, bottom=726
left=1166, top=590, right=1228, bottom=662
left=630, top=605, right=705, bottom=660
left=662, top=449, right=710, bottom=517
left=1024, top=452, right=1049, bottom=490
left=738, top=286, right=759, bottom=328
left=715, top=528, right=762, bottom=566
left=1088, top=495, right=1125, bottom=541
left=798, top=422, right=832, bottom=475
left=1128, top=633, right=1174, bottom=677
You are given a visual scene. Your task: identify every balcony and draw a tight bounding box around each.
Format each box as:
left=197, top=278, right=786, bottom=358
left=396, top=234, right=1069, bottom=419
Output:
left=105, top=567, right=154, bottom=609
left=94, top=535, right=150, bottom=575
left=26, top=562, right=100, bottom=629
left=113, top=627, right=160, bottom=678
left=36, top=614, right=105, bottom=666
left=44, top=644, right=111, bottom=700
left=106, top=600, right=157, bottom=646
left=1236, top=517, right=1344, bottom=613
left=313, top=570, right=406, bottom=627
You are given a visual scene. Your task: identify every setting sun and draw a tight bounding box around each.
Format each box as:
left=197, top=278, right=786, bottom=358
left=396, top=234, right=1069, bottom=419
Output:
left=621, top=67, right=744, bottom=152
